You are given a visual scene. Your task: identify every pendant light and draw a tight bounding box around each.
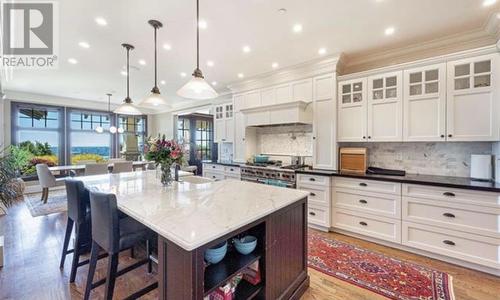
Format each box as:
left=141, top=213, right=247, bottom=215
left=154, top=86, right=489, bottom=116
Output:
left=95, top=93, right=119, bottom=134
left=140, top=20, right=170, bottom=108
left=114, top=43, right=142, bottom=115
left=177, top=0, right=218, bottom=100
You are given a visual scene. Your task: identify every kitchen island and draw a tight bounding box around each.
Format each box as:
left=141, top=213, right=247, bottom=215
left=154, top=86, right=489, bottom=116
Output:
left=80, top=171, right=310, bottom=299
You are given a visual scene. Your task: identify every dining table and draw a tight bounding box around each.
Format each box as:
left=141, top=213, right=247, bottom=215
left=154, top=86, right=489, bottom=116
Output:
left=48, top=161, right=151, bottom=176
left=79, top=170, right=310, bottom=299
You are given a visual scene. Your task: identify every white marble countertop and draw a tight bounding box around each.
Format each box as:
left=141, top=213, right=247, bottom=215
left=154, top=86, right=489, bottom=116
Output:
left=79, top=170, right=309, bottom=251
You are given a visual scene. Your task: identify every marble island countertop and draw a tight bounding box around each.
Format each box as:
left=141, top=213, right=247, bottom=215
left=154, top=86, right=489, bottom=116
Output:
left=79, top=170, right=309, bottom=251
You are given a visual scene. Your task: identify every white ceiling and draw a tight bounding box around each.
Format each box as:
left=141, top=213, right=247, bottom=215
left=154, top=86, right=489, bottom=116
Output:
left=3, top=0, right=499, bottom=108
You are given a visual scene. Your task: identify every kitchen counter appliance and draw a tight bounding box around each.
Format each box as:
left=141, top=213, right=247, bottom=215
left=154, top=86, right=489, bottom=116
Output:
left=241, top=163, right=297, bottom=188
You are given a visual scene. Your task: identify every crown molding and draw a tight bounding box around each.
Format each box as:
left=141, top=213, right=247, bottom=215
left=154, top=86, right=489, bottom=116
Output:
left=227, top=54, right=341, bottom=94
left=342, top=14, right=500, bottom=75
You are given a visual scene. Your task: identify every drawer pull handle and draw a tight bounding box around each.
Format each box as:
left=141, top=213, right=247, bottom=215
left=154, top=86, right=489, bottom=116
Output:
left=230, top=168, right=234, bottom=171
left=443, top=213, right=455, bottom=218
left=359, top=221, right=368, bottom=226
left=359, top=183, right=367, bottom=187
left=309, top=212, right=316, bottom=216
left=310, top=192, right=316, bottom=197
left=359, top=199, right=368, bottom=204
left=443, top=240, right=455, bottom=246
left=212, top=166, right=216, bottom=169
left=309, top=178, right=316, bottom=182
left=443, top=192, right=455, bottom=197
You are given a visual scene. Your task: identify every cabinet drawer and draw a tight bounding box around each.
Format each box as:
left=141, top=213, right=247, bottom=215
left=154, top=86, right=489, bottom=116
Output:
left=332, top=208, right=401, bottom=243
left=204, top=163, right=225, bottom=173
left=334, top=188, right=401, bottom=219
left=334, top=177, right=401, bottom=195
left=402, top=221, right=500, bottom=269
left=297, top=174, right=331, bottom=187
left=203, top=172, right=225, bottom=181
left=403, top=197, right=500, bottom=238
left=224, top=166, right=240, bottom=176
left=299, top=185, right=330, bottom=206
left=403, top=184, right=500, bottom=208
left=308, top=204, right=330, bottom=228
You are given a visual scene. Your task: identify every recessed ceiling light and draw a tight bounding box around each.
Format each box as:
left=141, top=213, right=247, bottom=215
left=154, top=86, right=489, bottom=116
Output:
left=160, top=80, right=166, bottom=85
left=120, top=70, right=127, bottom=76
left=242, top=45, right=251, bottom=53
left=207, top=60, right=214, bottom=67
left=67, top=58, right=78, bottom=64
left=385, top=26, right=395, bottom=36
left=272, top=62, right=279, bottom=69
left=198, top=19, right=207, bottom=29
left=278, top=8, right=287, bottom=14
left=318, top=48, right=327, bottom=55
left=238, top=73, right=244, bottom=78
left=483, top=0, right=497, bottom=6
left=211, top=81, right=217, bottom=86
left=78, top=41, right=90, bottom=49
left=163, top=43, right=172, bottom=50
left=180, top=72, right=187, bottom=77
left=95, top=17, right=107, bottom=26
left=293, top=24, right=303, bottom=33
left=138, top=59, right=146, bottom=66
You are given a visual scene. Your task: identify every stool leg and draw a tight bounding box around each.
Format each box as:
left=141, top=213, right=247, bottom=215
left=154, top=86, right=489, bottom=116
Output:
left=130, top=246, right=135, bottom=259
left=69, top=224, right=81, bottom=283
left=59, top=218, right=74, bottom=268
left=84, top=241, right=100, bottom=300
left=147, top=240, right=152, bottom=273
left=104, top=253, right=119, bottom=300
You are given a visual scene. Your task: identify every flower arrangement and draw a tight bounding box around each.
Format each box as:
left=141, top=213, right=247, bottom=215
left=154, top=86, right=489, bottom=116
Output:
left=145, top=135, right=185, bottom=185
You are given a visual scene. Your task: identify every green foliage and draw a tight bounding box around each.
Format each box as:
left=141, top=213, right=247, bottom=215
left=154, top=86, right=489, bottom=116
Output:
left=18, top=141, right=53, bottom=156
left=8, top=145, right=34, bottom=175
left=71, top=153, right=104, bottom=165
left=0, top=147, right=18, bottom=207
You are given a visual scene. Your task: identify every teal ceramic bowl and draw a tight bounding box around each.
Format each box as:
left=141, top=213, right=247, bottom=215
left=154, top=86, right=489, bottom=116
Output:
left=233, top=235, right=257, bottom=255
left=254, top=155, right=269, bottom=163
left=204, top=241, right=227, bottom=264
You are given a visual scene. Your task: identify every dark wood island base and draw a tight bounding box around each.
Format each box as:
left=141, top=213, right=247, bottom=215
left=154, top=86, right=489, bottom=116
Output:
left=157, top=197, right=309, bottom=300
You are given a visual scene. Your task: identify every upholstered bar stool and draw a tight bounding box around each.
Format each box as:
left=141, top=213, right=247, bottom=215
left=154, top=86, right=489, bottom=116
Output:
left=84, top=191, right=156, bottom=300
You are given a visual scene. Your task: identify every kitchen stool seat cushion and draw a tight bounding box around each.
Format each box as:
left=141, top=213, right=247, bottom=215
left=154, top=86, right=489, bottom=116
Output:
left=118, top=217, right=150, bottom=250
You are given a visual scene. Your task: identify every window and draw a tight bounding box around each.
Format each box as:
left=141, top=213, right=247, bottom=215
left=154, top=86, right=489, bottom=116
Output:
left=68, top=110, right=113, bottom=163
left=195, top=119, right=213, bottom=161
left=11, top=102, right=64, bottom=175
left=118, top=115, right=147, bottom=160
left=177, top=117, right=190, bottom=145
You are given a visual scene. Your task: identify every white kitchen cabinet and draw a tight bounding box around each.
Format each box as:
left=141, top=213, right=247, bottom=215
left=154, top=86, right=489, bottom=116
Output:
left=367, top=71, right=403, bottom=141
left=338, top=78, right=367, bottom=142
left=297, top=174, right=332, bottom=231
left=275, top=84, right=292, bottom=104
left=233, top=94, right=244, bottom=112
left=446, top=54, right=500, bottom=141
left=244, top=91, right=261, bottom=109
left=233, top=112, right=246, bottom=162
left=213, top=103, right=234, bottom=143
left=312, top=74, right=337, bottom=170
left=403, top=63, right=446, bottom=141
left=261, top=87, right=275, bottom=106
left=292, top=79, right=313, bottom=102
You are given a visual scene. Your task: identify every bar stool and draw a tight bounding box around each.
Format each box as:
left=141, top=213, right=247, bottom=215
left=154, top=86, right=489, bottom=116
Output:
left=84, top=191, right=157, bottom=300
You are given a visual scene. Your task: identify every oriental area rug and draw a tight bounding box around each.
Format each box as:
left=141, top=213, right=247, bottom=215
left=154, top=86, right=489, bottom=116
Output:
left=308, top=232, right=455, bottom=300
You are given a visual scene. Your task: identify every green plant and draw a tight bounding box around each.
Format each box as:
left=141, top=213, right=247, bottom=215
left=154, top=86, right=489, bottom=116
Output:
left=0, top=147, right=18, bottom=208
left=18, top=141, right=53, bottom=156
left=8, top=145, right=33, bottom=175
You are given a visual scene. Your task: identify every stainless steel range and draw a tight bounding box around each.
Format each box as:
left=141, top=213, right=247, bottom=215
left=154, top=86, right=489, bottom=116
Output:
left=241, top=164, right=297, bottom=188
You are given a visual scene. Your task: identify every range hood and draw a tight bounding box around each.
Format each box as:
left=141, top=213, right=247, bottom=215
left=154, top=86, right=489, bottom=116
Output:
left=241, top=101, right=313, bottom=127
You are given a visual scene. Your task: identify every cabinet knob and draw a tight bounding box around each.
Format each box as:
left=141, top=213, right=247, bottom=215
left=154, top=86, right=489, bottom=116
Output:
left=230, top=168, right=234, bottom=171
left=448, top=134, right=452, bottom=138
left=309, top=178, right=316, bottom=182
left=362, top=136, right=366, bottom=139
left=443, top=212, right=455, bottom=218
left=359, top=199, right=368, bottom=204
left=440, top=134, right=445, bottom=138
left=368, top=136, right=372, bottom=139
left=359, top=221, right=368, bottom=226
left=443, top=240, right=455, bottom=246
left=309, top=212, right=316, bottom=216
left=359, top=182, right=367, bottom=187
left=310, top=192, right=316, bottom=197
left=443, top=192, right=455, bottom=197
left=313, top=137, right=316, bottom=140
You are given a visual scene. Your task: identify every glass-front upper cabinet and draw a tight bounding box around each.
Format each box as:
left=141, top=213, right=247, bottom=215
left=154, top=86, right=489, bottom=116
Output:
left=214, top=105, right=224, bottom=120
left=340, top=81, right=365, bottom=105
left=225, top=104, right=233, bottom=118
left=408, top=68, right=440, bottom=96
left=452, top=58, right=492, bottom=91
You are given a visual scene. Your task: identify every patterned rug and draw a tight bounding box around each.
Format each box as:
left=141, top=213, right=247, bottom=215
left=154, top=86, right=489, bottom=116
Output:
left=308, top=232, right=455, bottom=300
left=24, top=190, right=67, bottom=217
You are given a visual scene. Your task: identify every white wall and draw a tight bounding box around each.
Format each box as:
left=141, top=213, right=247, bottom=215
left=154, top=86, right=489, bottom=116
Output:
left=149, top=112, right=174, bottom=139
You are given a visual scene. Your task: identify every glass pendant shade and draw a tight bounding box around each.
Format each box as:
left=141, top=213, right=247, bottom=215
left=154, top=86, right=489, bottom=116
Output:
left=117, top=127, right=124, bottom=134
left=95, top=126, right=104, bottom=133
left=113, top=99, right=143, bottom=115
left=109, top=126, right=117, bottom=134
left=140, top=91, right=170, bottom=108
left=177, top=75, right=218, bottom=100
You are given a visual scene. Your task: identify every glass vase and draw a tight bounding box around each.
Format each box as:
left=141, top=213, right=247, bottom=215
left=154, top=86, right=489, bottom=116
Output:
left=160, top=162, right=173, bottom=186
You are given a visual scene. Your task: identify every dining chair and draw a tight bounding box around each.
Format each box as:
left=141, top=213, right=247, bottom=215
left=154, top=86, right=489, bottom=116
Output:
left=108, top=158, right=126, bottom=163
left=84, top=163, right=109, bottom=176
left=84, top=191, right=156, bottom=300
left=36, top=163, right=66, bottom=204
left=112, top=161, right=133, bottom=174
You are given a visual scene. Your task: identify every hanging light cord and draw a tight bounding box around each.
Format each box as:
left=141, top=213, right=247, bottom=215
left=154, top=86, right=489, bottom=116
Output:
left=126, top=47, right=130, bottom=101
left=196, top=0, right=200, bottom=71
left=154, top=25, right=158, bottom=89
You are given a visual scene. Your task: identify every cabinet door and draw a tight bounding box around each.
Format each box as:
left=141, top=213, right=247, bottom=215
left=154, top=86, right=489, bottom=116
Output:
left=275, top=84, right=292, bottom=104
left=233, top=94, right=244, bottom=112
left=214, top=119, right=225, bottom=142
left=338, top=78, right=367, bottom=142
left=403, top=63, right=446, bottom=141
left=446, top=54, right=499, bottom=141
left=224, top=119, right=234, bottom=143
left=244, top=91, right=261, bottom=109
left=261, top=87, right=276, bottom=106
left=233, top=112, right=246, bottom=162
left=367, top=71, right=403, bottom=141
left=313, top=74, right=337, bottom=170
left=292, top=79, right=313, bottom=102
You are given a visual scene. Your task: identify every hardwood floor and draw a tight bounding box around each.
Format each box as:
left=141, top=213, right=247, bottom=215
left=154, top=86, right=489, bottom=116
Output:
left=1, top=200, right=500, bottom=299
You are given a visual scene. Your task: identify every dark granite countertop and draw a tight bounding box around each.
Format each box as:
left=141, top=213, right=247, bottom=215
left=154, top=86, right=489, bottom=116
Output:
left=295, top=169, right=500, bottom=193
left=205, top=161, right=242, bottom=168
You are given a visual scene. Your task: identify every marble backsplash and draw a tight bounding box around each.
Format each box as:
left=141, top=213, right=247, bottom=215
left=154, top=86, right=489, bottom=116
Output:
left=256, top=125, right=313, bottom=159
left=340, top=142, right=493, bottom=177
